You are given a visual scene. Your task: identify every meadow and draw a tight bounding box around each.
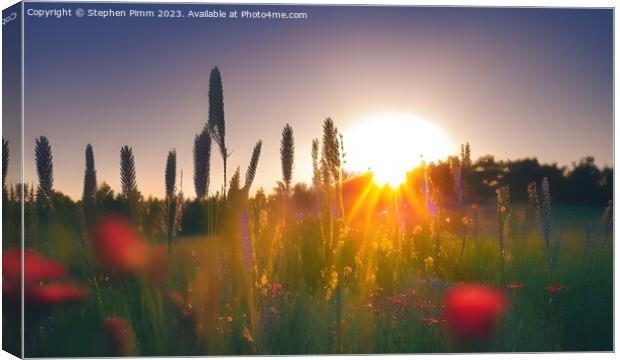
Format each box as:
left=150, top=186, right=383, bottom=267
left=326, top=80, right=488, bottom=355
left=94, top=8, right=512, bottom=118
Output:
left=2, top=67, right=613, bottom=356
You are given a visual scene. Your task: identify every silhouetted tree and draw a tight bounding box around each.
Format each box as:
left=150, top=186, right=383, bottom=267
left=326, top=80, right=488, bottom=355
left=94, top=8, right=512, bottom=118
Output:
left=244, top=140, right=262, bottom=192
left=120, top=146, right=138, bottom=198
left=193, top=129, right=211, bottom=199
left=35, top=136, right=54, bottom=201
left=280, top=124, right=295, bottom=192
left=207, top=67, right=229, bottom=195
left=82, top=144, right=97, bottom=206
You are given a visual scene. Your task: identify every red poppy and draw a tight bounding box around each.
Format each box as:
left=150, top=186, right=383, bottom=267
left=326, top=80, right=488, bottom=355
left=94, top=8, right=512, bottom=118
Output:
left=2, top=248, right=88, bottom=308
left=546, top=286, right=568, bottom=294
left=3, top=248, right=66, bottom=284
left=388, top=297, right=407, bottom=308
left=443, top=284, right=506, bottom=340
left=270, top=282, right=283, bottom=295
left=422, top=317, right=442, bottom=326
left=26, top=283, right=88, bottom=307
left=104, top=317, right=136, bottom=356
left=94, top=217, right=151, bottom=273
left=506, top=282, right=525, bottom=289
left=415, top=301, right=435, bottom=310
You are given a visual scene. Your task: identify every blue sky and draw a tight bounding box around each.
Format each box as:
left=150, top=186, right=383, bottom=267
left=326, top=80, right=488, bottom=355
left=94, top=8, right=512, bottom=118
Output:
left=15, top=3, right=613, bottom=199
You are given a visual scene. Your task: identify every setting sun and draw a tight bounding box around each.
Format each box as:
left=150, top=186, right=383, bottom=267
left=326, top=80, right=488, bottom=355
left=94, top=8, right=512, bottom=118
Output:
left=344, top=112, right=454, bottom=188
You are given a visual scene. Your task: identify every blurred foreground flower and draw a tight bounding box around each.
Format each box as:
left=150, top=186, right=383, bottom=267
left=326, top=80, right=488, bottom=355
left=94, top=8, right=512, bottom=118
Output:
left=443, top=284, right=506, bottom=341
left=104, top=317, right=136, bottom=356
left=2, top=248, right=88, bottom=307
left=94, top=217, right=166, bottom=279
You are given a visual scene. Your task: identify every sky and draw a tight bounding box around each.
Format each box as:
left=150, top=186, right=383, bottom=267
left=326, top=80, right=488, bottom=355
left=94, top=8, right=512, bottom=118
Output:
left=14, top=3, right=613, bottom=200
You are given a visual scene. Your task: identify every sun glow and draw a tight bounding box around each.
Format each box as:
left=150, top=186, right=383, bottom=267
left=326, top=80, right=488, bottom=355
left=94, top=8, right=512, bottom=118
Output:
left=344, top=112, right=454, bottom=188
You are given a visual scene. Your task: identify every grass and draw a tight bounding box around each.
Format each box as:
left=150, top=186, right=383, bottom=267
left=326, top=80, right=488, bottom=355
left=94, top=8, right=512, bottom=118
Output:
left=7, top=194, right=612, bottom=356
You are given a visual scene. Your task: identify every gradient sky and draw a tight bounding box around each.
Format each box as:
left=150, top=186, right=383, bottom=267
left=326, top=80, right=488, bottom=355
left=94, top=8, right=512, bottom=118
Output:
left=18, top=3, right=613, bottom=200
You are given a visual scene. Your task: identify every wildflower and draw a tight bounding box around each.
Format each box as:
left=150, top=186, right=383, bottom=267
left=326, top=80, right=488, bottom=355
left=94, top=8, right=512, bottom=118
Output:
left=259, top=273, right=269, bottom=288
left=227, top=316, right=233, bottom=323
left=415, top=301, right=435, bottom=310
left=3, top=249, right=66, bottom=283
left=424, top=256, right=434, bottom=270
left=27, top=283, right=88, bottom=307
left=343, top=266, right=353, bottom=277
left=3, top=248, right=88, bottom=307
left=505, top=283, right=525, bottom=290
left=461, top=217, right=473, bottom=226
left=546, top=286, right=568, bottom=294
left=422, top=317, right=442, bottom=326
left=602, top=200, right=613, bottom=234
left=104, top=317, right=136, bottom=356
left=445, top=217, right=451, bottom=224
left=443, top=284, right=506, bottom=340
left=471, top=203, right=478, bottom=210
left=388, top=297, right=407, bottom=308
left=271, top=282, right=283, bottom=296
left=239, top=210, right=254, bottom=274
left=329, top=270, right=339, bottom=289
left=242, top=326, right=254, bottom=344
left=94, top=217, right=166, bottom=279
left=413, top=225, right=423, bottom=235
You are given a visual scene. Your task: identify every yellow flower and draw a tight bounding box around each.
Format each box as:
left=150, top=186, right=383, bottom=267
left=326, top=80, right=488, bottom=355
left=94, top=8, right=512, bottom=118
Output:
left=343, top=266, right=353, bottom=277
left=413, top=225, right=423, bottom=235
left=424, top=256, right=434, bottom=270
left=260, top=273, right=269, bottom=287
left=461, top=216, right=473, bottom=226
left=329, top=270, right=339, bottom=289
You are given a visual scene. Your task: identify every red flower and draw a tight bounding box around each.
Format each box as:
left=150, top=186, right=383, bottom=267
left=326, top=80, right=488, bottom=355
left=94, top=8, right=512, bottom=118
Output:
left=388, top=297, right=407, bottom=308
left=415, top=301, right=435, bottom=310
left=506, top=282, right=525, bottom=289
left=270, top=282, right=283, bottom=295
left=2, top=248, right=88, bottom=308
left=546, top=286, right=568, bottom=294
left=26, top=283, right=88, bottom=307
left=104, top=317, right=136, bottom=356
left=443, top=284, right=506, bottom=340
left=3, top=249, right=66, bottom=284
left=94, top=217, right=150, bottom=274
left=422, top=317, right=443, bottom=326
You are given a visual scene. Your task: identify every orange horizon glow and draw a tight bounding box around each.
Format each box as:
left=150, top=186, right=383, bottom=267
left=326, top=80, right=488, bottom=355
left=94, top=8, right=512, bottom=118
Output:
left=344, top=112, right=455, bottom=189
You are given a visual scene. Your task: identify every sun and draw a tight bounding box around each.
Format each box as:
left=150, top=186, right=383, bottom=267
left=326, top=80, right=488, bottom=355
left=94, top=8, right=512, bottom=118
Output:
left=344, top=112, right=454, bottom=188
